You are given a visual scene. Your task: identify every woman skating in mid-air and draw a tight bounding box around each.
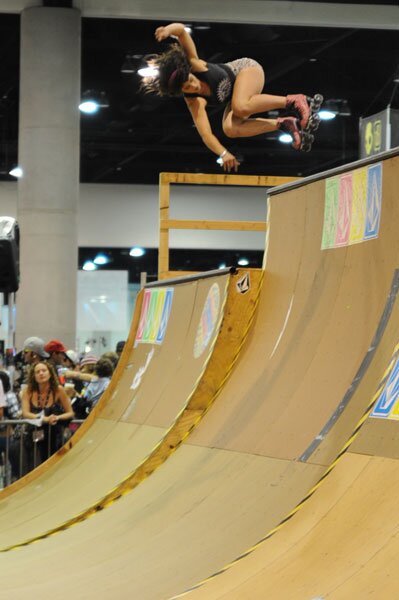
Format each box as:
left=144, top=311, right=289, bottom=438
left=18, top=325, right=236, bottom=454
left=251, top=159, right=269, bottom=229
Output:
left=142, top=22, right=322, bottom=172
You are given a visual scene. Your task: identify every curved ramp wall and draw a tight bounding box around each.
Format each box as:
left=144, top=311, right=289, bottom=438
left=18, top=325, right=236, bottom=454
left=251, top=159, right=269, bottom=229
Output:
left=1, top=150, right=398, bottom=599
left=0, top=268, right=262, bottom=549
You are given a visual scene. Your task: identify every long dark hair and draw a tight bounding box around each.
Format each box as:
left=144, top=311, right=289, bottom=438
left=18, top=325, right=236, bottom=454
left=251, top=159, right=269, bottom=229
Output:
left=27, top=361, right=59, bottom=397
left=0, top=370, right=11, bottom=394
left=141, top=44, right=191, bottom=97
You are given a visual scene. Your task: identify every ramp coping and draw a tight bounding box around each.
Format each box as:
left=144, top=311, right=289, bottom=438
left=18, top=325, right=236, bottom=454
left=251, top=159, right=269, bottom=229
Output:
left=145, top=266, right=236, bottom=288
left=268, top=147, right=399, bottom=197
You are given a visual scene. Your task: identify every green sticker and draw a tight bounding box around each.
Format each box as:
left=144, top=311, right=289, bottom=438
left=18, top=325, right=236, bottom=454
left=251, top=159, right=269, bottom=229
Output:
left=321, top=177, right=339, bottom=249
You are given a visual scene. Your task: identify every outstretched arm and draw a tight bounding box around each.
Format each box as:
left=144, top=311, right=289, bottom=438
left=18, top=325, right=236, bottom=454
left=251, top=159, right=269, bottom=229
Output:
left=155, top=23, right=199, bottom=63
left=185, top=97, right=240, bottom=172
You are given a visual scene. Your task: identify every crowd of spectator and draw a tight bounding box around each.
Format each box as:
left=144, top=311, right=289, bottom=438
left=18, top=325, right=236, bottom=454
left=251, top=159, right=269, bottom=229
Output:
left=0, top=337, right=126, bottom=485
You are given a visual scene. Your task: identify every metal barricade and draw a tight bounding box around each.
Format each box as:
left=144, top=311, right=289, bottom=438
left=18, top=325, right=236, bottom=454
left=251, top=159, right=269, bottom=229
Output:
left=0, top=418, right=85, bottom=488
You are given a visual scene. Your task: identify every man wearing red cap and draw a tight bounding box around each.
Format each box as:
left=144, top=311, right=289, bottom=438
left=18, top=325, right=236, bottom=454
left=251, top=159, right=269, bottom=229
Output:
left=44, top=339, right=68, bottom=369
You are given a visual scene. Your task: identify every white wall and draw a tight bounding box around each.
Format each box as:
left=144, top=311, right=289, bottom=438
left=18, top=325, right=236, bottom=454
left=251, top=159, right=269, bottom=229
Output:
left=1, top=181, right=267, bottom=250
left=0, top=182, right=18, bottom=217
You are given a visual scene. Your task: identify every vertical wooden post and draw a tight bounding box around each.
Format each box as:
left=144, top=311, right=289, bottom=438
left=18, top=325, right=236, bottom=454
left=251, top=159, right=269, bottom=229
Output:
left=159, top=173, right=170, bottom=279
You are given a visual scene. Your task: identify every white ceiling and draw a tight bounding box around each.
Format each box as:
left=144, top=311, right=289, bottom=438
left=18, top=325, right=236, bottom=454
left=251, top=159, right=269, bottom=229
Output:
left=0, top=0, right=397, bottom=29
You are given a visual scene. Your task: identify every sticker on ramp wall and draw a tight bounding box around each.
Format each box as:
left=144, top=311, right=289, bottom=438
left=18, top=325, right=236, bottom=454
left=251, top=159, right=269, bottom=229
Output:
left=371, top=355, right=399, bottom=419
left=130, top=347, right=155, bottom=390
left=236, top=272, right=250, bottom=294
left=193, top=283, right=220, bottom=359
left=321, top=162, right=382, bottom=250
left=135, top=287, right=174, bottom=345
left=334, top=173, right=353, bottom=247
left=364, top=163, right=382, bottom=240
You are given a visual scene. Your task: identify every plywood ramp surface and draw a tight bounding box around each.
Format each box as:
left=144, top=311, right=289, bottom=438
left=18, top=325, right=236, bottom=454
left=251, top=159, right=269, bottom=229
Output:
left=179, top=450, right=399, bottom=600
left=0, top=269, right=261, bottom=547
left=0, top=446, right=324, bottom=599
left=1, top=150, right=398, bottom=599
left=190, top=152, right=399, bottom=464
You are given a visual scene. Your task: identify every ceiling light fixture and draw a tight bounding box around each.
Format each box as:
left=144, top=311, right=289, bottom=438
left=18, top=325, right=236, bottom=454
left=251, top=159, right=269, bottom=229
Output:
left=129, top=246, right=145, bottom=257
left=319, top=99, right=339, bottom=120
left=319, top=110, right=336, bottom=121
left=318, top=98, right=351, bottom=120
left=82, top=260, right=97, bottom=271
left=79, top=100, right=98, bottom=114
left=238, top=258, right=249, bottom=266
left=79, top=90, right=110, bottom=114
left=9, top=166, right=23, bottom=178
left=93, top=253, right=109, bottom=265
left=137, top=66, right=159, bottom=78
left=279, top=133, right=293, bottom=144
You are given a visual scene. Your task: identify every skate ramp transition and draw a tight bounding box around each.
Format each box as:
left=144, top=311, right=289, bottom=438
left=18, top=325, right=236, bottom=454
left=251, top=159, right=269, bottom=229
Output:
left=1, top=148, right=399, bottom=599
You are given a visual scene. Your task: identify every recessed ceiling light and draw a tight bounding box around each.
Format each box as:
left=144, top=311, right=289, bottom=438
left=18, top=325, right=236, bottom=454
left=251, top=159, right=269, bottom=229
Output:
left=82, top=260, right=97, bottom=271
left=238, top=258, right=249, bottom=266
left=129, top=247, right=145, bottom=257
left=93, top=254, right=109, bottom=265
left=137, top=66, right=159, bottom=77
left=9, top=166, right=23, bottom=178
left=319, top=110, right=336, bottom=121
left=279, top=133, right=293, bottom=144
left=79, top=100, right=99, bottom=114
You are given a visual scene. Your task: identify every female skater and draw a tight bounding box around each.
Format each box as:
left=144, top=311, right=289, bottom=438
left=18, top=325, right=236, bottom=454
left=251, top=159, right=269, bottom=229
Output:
left=143, top=23, right=322, bottom=172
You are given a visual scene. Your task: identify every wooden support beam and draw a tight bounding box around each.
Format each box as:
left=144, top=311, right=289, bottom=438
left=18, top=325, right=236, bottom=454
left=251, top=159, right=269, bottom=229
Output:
left=164, top=219, right=267, bottom=232
left=158, top=176, right=171, bottom=278
left=160, top=172, right=297, bottom=187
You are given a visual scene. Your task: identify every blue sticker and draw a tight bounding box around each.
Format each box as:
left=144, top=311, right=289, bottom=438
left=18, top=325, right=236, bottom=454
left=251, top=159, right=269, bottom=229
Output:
left=156, top=288, right=174, bottom=343
left=372, top=356, right=399, bottom=417
left=364, top=163, right=382, bottom=239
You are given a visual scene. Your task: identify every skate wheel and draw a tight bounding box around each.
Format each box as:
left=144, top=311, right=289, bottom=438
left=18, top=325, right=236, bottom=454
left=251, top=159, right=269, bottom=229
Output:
left=308, top=114, right=320, bottom=131
left=312, top=94, right=324, bottom=110
left=300, top=132, right=314, bottom=152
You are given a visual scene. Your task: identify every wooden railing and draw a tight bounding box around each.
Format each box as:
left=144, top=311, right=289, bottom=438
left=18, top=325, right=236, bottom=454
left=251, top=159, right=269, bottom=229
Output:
left=158, top=172, right=298, bottom=279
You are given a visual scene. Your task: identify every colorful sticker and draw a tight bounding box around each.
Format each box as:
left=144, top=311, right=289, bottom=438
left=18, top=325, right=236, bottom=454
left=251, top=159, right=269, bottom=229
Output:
left=371, top=356, right=399, bottom=418
left=135, top=288, right=174, bottom=345
left=335, top=173, right=353, bottom=247
left=349, top=168, right=367, bottom=244
left=321, top=178, right=339, bottom=249
left=193, top=283, right=220, bottom=359
left=364, top=163, right=382, bottom=240
left=322, top=163, right=382, bottom=250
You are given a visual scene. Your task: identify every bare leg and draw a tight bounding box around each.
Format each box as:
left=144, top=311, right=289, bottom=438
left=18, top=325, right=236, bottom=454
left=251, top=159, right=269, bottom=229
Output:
left=223, top=111, right=278, bottom=138
left=233, top=68, right=286, bottom=114
left=223, top=67, right=285, bottom=138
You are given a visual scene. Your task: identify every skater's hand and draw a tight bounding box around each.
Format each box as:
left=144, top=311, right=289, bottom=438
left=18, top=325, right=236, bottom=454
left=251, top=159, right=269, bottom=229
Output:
left=155, top=26, right=169, bottom=42
left=221, top=151, right=240, bottom=173
left=155, top=24, right=184, bottom=42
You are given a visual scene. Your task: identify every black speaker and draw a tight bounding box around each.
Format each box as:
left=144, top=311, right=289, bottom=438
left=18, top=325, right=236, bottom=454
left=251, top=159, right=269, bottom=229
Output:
left=0, top=217, right=20, bottom=293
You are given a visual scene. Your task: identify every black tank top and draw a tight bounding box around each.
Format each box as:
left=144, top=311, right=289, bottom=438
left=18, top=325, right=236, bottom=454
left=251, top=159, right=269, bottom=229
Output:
left=184, top=62, right=235, bottom=107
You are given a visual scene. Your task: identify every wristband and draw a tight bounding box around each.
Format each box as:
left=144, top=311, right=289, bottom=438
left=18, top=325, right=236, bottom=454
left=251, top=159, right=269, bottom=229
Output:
left=219, top=150, right=227, bottom=160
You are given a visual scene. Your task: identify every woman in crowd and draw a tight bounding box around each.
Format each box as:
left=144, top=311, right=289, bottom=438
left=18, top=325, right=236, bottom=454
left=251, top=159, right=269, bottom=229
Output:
left=83, top=357, right=114, bottom=409
left=21, top=361, right=74, bottom=467
left=142, top=22, right=322, bottom=171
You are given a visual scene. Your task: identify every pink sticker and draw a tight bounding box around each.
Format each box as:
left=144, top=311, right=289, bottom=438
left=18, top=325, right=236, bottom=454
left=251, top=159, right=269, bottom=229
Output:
left=335, top=173, right=353, bottom=247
